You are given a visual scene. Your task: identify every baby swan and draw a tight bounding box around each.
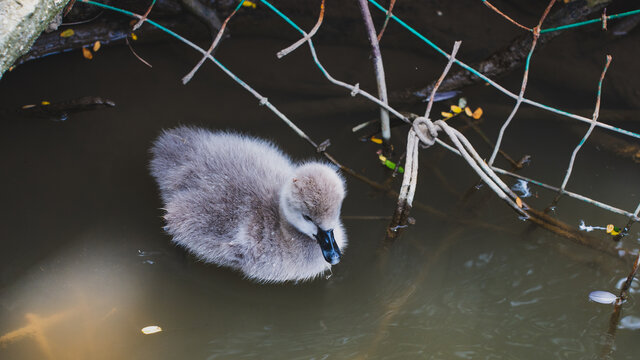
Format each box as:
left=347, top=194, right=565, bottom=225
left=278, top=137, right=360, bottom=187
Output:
left=149, top=126, right=347, bottom=283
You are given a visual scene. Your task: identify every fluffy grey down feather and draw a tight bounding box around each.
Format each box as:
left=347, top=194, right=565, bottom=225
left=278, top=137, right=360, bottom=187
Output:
left=149, top=126, right=347, bottom=282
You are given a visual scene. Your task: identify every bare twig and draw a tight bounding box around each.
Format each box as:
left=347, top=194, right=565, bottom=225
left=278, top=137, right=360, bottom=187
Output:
left=277, top=0, right=325, bottom=58
left=182, top=0, right=243, bottom=84
left=481, top=0, right=531, bottom=31
left=601, top=252, right=640, bottom=359
left=133, top=0, right=156, bottom=31
left=488, top=0, right=557, bottom=166
left=125, top=37, right=152, bottom=68
left=559, top=55, right=612, bottom=191
left=358, top=0, right=391, bottom=145
left=376, top=0, right=397, bottom=41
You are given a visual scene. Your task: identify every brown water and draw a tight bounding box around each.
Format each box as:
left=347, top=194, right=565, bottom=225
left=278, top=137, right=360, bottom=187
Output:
left=1, top=4, right=640, bottom=359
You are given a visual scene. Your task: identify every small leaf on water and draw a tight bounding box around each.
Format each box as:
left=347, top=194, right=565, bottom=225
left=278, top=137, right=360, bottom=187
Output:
left=60, top=29, right=75, bottom=37
left=588, top=290, right=617, bottom=304
left=82, top=47, right=93, bottom=60
left=606, top=224, right=621, bottom=235
left=242, top=0, right=257, bottom=8
left=441, top=111, right=453, bottom=119
left=458, top=97, right=467, bottom=108
left=450, top=105, right=462, bottom=114
left=370, top=136, right=383, bottom=144
left=131, top=32, right=138, bottom=41
left=21, top=104, right=35, bottom=109
left=515, top=197, right=523, bottom=208
left=141, top=325, right=162, bottom=334
left=93, top=41, right=101, bottom=52
left=464, top=107, right=473, bottom=117
left=472, top=107, right=483, bottom=119
left=41, top=101, right=50, bottom=105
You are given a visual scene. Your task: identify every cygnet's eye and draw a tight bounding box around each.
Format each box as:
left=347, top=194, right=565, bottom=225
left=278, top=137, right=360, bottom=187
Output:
left=303, top=214, right=312, bottom=222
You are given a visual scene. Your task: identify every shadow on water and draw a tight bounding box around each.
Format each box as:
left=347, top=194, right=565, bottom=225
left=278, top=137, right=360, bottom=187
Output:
left=1, top=5, right=640, bottom=358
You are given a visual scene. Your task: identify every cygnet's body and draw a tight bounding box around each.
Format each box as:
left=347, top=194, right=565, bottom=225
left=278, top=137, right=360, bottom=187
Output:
left=149, top=126, right=347, bottom=282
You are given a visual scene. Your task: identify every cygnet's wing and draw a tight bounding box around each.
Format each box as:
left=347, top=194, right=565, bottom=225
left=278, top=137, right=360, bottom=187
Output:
left=149, top=127, right=293, bottom=264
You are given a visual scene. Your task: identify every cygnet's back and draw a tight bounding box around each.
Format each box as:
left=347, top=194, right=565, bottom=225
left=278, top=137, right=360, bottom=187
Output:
left=150, top=126, right=347, bottom=282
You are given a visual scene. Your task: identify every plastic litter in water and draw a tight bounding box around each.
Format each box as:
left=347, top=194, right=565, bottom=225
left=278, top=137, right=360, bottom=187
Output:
left=578, top=220, right=607, bottom=232
left=141, top=325, right=162, bottom=335
left=511, top=179, right=532, bottom=198
left=588, top=291, right=618, bottom=304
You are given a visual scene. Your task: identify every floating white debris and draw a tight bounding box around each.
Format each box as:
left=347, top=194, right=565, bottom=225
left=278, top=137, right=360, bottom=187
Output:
left=588, top=291, right=618, bottom=304
left=141, top=325, right=162, bottom=335
left=619, top=316, right=640, bottom=330
left=511, top=179, right=532, bottom=198
left=578, top=220, right=606, bottom=232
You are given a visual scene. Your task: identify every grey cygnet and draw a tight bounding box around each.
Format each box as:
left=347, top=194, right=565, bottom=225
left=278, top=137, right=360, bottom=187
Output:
left=149, top=126, right=347, bottom=282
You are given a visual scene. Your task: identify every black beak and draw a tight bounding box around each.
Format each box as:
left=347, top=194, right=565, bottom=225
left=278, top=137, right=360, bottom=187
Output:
left=315, top=228, right=341, bottom=265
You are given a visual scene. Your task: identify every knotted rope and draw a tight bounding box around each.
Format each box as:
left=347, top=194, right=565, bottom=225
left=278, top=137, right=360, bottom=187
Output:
left=396, top=116, right=529, bottom=223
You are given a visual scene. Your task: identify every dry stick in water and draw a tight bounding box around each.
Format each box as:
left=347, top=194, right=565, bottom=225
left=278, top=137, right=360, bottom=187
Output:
left=488, top=0, right=557, bottom=166
left=376, top=0, right=396, bottom=41
left=358, top=0, right=391, bottom=145
left=387, top=41, right=462, bottom=240
left=277, top=0, right=325, bottom=58
left=601, top=252, right=640, bottom=359
left=182, top=1, right=242, bottom=84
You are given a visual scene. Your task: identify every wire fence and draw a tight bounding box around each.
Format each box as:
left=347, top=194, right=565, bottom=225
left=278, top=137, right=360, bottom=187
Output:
left=81, top=0, right=640, bottom=228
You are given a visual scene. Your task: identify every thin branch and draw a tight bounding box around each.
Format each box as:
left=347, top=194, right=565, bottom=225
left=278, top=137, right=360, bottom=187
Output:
left=125, top=37, right=152, bottom=68
left=376, top=0, right=397, bottom=41
left=182, top=0, right=243, bottom=84
left=424, top=42, right=461, bottom=119
left=358, top=0, right=391, bottom=144
left=481, top=0, right=531, bottom=31
left=277, top=0, right=325, bottom=58
left=559, top=55, right=612, bottom=191
left=133, top=0, right=156, bottom=31
left=488, top=0, right=556, bottom=166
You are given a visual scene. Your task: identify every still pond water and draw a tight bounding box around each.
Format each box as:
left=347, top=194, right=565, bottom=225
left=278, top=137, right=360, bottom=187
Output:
left=1, top=4, right=640, bottom=359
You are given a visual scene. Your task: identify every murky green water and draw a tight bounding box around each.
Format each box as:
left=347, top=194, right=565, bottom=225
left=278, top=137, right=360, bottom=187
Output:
left=1, top=4, right=640, bottom=358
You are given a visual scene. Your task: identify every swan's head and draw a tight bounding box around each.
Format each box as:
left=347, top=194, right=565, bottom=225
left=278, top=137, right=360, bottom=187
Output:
left=280, top=163, right=346, bottom=265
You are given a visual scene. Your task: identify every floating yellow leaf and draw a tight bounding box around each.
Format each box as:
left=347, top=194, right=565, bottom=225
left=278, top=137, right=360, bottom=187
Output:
left=516, top=197, right=523, bottom=208
left=441, top=111, right=453, bottom=119
left=472, top=107, right=483, bottom=119
left=141, top=325, right=162, bottom=335
left=242, top=0, right=257, bottom=8
left=450, top=105, right=462, bottom=114
left=370, top=136, right=383, bottom=144
left=41, top=101, right=50, bottom=105
left=8, top=66, right=14, bottom=71
left=606, top=224, right=621, bottom=235
left=93, top=41, right=101, bottom=52
left=60, top=29, right=74, bottom=37
left=82, top=47, right=93, bottom=60
left=131, top=33, right=138, bottom=41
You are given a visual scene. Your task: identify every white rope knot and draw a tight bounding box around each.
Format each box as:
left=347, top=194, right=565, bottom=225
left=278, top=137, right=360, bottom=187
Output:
left=412, top=116, right=440, bottom=148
